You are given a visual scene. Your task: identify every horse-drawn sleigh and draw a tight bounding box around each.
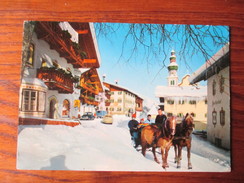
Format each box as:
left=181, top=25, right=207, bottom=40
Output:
left=138, top=113, right=194, bottom=169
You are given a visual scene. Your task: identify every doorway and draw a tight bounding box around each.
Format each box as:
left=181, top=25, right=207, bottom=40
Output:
left=49, top=99, right=56, bottom=119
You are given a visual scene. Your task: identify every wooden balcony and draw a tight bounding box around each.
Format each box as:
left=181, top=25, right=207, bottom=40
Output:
left=81, top=82, right=99, bottom=95
left=135, top=97, right=143, bottom=112
left=80, top=95, right=99, bottom=106
left=35, top=22, right=99, bottom=68
left=37, top=67, right=74, bottom=94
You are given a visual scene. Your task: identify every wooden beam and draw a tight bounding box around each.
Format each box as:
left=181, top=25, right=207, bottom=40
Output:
left=77, top=29, right=89, bottom=34
left=83, top=59, right=97, bottom=64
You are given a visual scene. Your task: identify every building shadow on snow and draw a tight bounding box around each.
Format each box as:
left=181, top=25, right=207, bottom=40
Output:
left=41, top=155, right=69, bottom=170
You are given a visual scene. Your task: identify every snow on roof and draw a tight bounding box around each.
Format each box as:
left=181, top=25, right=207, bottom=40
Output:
left=78, top=68, right=90, bottom=74
left=103, top=84, right=110, bottom=91
left=89, top=23, right=102, bottom=66
left=104, top=82, right=144, bottom=99
left=189, top=43, right=229, bottom=84
left=155, top=85, right=207, bottom=100
left=59, top=22, right=78, bottom=43
left=22, top=78, right=48, bottom=89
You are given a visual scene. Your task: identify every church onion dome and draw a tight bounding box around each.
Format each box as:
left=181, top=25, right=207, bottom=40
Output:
left=168, top=62, right=178, bottom=71
left=170, top=55, right=176, bottom=61
left=170, top=50, right=176, bottom=62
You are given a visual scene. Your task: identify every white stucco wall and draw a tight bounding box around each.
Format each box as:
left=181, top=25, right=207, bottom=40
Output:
left=207, top=66, right=230, bottom=149
left=22, top=32, right=86, bottom=119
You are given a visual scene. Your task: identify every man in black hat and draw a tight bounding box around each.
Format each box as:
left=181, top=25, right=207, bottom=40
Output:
left=155, top=108, right=167, bottom=129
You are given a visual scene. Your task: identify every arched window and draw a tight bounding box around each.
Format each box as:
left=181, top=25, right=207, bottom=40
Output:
left=26, top=43, right=35, bottom=66
left=213, top=80, right=216, bottom=96
left=219, top=75, right=225, bottom=93
left=212, top=109, right=217, bottom=127
left=220, top=107, right=225, bottom=126
left=62, top=99, right=70, bottom=117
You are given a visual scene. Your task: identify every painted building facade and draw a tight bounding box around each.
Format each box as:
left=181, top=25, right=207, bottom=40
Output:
left=155, top=50, right=207, bottom=130
left=189, top=44, right=230, bottom=149
left=103, top=82, right=143, bottom=116
left=19, top=21, right=103, bottom=123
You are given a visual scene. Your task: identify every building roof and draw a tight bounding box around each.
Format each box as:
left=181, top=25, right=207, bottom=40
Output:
left=189, top=44, right=229, bottom=84
left=155, top=85, right=207, bottom=101
left=21, top=78, right=48, bottom=89
left=103, top=82, right=144, bottom=100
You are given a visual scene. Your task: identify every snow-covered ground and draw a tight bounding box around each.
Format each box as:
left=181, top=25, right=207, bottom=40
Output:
left=17, top=115, right=230, bottom=172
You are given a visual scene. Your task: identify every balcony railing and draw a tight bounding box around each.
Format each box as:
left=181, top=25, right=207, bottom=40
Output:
left=35, top=22, right=87, bottom=68
left=80, top=95, right=99, bottom=106
left=80, top=82, right=99, bottom=95
left=37, top=67, right=74, bottom=94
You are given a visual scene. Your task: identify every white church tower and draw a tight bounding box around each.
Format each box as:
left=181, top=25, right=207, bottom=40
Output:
left=167, top=50, right=179, bottom=86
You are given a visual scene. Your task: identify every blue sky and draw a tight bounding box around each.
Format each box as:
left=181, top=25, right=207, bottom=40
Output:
left=95, top=23, right=229, bottom=100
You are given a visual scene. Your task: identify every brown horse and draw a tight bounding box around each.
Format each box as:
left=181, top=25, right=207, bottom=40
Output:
left=141, top=116, right=176, bottom=168
left=173, top=113, right=194, bottom=169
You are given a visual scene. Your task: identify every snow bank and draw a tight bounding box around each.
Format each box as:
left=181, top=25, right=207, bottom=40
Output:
left=17, top=116, right=230, bottom=172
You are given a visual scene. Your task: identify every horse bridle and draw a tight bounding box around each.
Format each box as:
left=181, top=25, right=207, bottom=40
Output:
left=182, top=117, right=194, bottom=137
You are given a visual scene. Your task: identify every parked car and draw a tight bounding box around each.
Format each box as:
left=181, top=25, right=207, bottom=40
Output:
left=96, top=110, right=107, bottom=118
left=101, top=114, right=113, bottom=124
left=80, top=112, right=95, bottom=120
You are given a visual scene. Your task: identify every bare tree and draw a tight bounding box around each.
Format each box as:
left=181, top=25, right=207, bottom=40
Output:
left=21, top=21, right=36, bottom=80
left=94, top=23, right=229, bottom=73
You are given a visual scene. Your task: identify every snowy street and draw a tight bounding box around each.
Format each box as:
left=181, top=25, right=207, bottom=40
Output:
left=17, top=115, right=230, bottom=172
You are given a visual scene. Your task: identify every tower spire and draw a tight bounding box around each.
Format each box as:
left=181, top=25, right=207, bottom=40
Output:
left=167, top=50, right=178, bottom=86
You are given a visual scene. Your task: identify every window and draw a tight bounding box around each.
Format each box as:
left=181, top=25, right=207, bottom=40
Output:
left=159, top=97, right=165, bottom=103
left=219, top=75, right=225, bottom=93
left=117, top=107, right=122, bottom=111
left=110, top=107, right=114, bottom=111
left=118, top=91, right=122, bottom=95
left=110, top=99, right=114, bottom=103
left=178, top=100, right=185, bottom=104
left=189, top=100, right=196, bottom=104
left=21, top=89, right=46, bottom=112
left=26, top=43, right=35, bottom=66
left=118, top=98, right=122, bottom=103
left=220, top=107, right=225, bottom=126
left=170, top=80, right=175, bottom=86
left=213, top=79, right=216, bottom=96
left=62, top=99, right=70, bottom=117
left=205, top=99, right=207, bottom=104
left=212, top=109, right=217, bottom=127
left=167, top=100, right=174, bottom=104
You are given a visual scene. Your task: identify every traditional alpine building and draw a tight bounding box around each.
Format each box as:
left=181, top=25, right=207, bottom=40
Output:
left=155, top=50, right=207, bottom=130
left=189, top=44, right=230, bottom=149
left=103, top=82, right=143, bottom=117
left=19, top=21, right=103, bottom=125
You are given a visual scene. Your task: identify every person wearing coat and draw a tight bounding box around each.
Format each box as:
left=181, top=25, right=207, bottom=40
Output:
left=128, top=113, right=140, bottom=148
left=155, top=108, right=167, bottom=129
